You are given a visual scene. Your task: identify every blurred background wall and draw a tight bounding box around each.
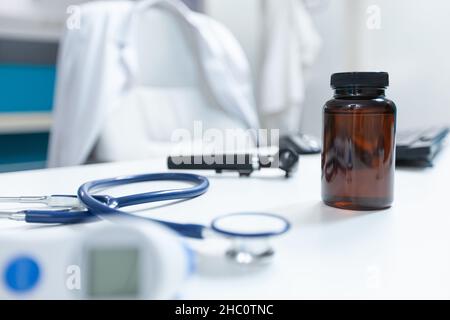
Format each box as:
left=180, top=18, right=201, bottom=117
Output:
left=352, top=0, right=450, bottom=132
left=0, top=0, right=449, bottom=170
left=207, top=0, right=450, bottom=136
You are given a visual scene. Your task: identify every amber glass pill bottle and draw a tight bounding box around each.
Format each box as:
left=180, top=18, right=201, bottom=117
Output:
left=321, top=72, right=396, bottom=210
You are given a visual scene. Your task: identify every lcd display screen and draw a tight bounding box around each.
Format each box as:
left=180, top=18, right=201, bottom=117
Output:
left=88, top=247, right=140, bottom=297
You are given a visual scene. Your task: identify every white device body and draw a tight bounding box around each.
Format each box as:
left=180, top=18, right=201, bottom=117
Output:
left=0, top=218, right=190, bottom=299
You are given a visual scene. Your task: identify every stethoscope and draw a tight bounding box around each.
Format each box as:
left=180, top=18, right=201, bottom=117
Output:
left=0, top=172, right=290, bottom=264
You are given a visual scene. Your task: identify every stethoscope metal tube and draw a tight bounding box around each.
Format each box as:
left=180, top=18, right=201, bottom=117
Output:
left=0, top=195, right=82, bottom=207
left=0, top=195, right=110, bottom=224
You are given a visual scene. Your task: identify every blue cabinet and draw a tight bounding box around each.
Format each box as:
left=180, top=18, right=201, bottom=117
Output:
left=0, top=39, right=58, bottom=172
left=0, top=64, right=56, bottom=112
left=0, top=133, right=49, bottom=172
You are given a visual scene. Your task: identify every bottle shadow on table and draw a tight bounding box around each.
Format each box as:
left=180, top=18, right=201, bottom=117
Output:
left=272, top=201, right=388, bottom=227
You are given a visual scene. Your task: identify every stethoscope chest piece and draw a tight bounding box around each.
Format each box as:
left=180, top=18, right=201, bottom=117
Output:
left=210, top=212, right=290, bottom=265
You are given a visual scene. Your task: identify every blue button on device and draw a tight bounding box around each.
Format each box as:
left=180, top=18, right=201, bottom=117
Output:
left=4, top=256, right=40, bottom=293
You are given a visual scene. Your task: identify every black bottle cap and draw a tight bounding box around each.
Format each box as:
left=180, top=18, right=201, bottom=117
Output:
left=331, top=72, right=389, bottom=88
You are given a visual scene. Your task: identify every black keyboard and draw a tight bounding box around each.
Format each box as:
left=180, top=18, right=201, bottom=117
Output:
left=396, top=126, right=449, bottom=167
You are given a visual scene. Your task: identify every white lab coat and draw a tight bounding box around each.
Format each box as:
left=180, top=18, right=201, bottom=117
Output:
left=258, top=0, right=321, bottom=132
left=48, top=0, right=259, bottom=167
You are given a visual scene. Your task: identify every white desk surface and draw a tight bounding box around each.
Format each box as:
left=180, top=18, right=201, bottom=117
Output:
left=1, top=147, right=449, bottom=299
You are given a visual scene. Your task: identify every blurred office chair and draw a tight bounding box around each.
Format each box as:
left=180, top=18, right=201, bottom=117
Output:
left=49, top=0, right=258, bottom=167
left=93, top=9, right=251, bottom=162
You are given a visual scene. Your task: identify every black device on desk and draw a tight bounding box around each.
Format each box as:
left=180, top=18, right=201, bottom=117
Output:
left=396, top=126, right=449, bottom=167
left=168, top=150, right=299, bottom=177
left=279, top=134, right=321, bottom=155
left=167, top=133, right=321, bottom=177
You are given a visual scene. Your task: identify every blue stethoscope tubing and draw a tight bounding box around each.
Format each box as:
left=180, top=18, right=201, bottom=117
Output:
left=21, top=173, right=209, bottom=239
left=77, top=172, right=209, bottom=239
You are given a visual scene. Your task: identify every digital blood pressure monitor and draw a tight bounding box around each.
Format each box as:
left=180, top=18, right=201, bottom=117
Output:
left=0, top=218, right=190, bottom=299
